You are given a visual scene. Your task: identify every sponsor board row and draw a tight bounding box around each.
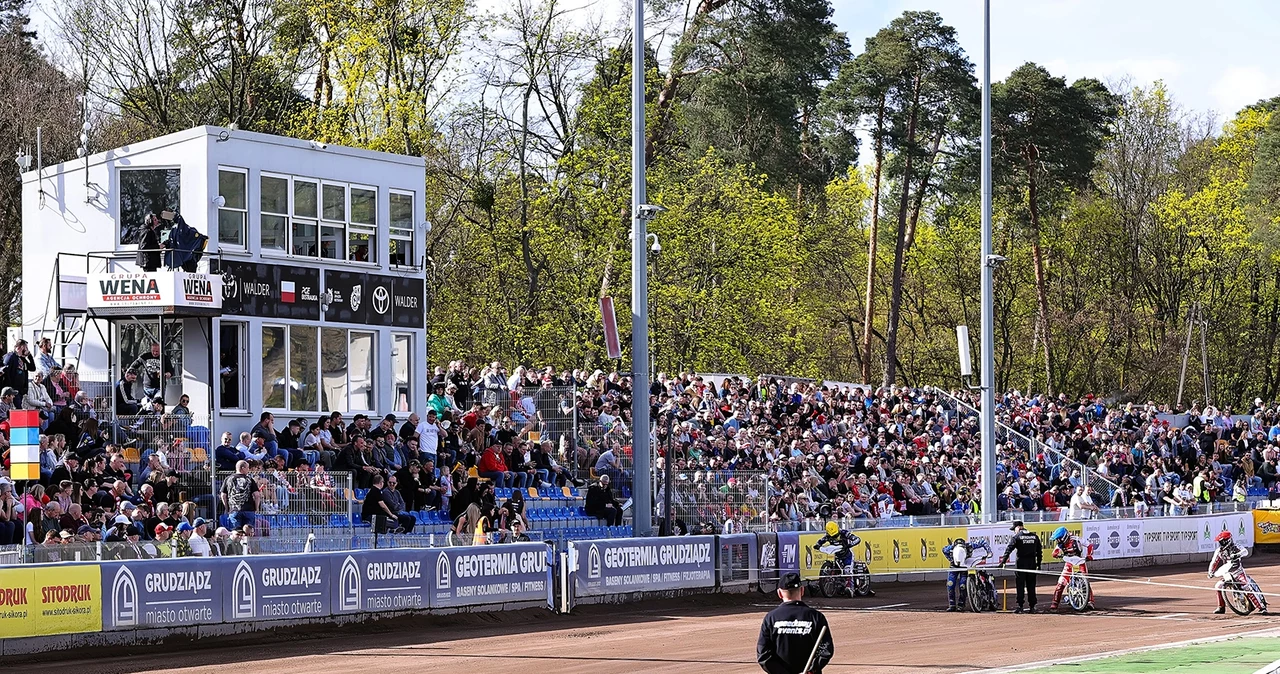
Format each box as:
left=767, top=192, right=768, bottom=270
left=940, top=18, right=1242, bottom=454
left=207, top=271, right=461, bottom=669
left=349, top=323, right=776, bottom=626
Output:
left=0, top=544, right=550, bottom=638
left=571, top=537, right=718, bottom=596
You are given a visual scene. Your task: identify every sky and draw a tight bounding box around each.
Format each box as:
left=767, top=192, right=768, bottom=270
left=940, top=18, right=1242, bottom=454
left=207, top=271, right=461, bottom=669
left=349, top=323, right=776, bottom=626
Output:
left=30, top=0, right=1280, bottom=127
left=830, top=0, right=1280, bottom=123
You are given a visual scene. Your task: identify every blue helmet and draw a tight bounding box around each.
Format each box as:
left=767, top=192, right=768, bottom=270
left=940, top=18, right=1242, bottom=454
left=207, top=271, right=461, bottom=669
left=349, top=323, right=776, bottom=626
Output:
left=1052, top=526, right=1069, bottom=541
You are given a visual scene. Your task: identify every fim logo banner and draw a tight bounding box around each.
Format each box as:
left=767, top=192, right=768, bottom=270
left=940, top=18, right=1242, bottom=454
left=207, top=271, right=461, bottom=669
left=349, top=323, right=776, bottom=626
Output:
left=339, top=556, right=362, bottom=612
left=232, top=561, right=256, bottom=619
left=588, top=545, right=602, bottom=580
left=111, top=566, right=139, bottom=627
left=350, top=285, right=363, bottom=312
left=436, top=552, right=451, bottom=590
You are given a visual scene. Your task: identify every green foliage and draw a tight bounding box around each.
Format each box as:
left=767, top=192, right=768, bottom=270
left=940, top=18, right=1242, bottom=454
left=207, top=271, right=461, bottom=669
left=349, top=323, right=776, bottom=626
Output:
left=22, top=2, right=1280, bottom=405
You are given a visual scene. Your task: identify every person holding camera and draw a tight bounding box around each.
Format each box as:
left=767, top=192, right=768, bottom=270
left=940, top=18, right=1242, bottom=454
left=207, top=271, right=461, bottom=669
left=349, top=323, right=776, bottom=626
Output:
left=137, top=213, right=165, bottom=272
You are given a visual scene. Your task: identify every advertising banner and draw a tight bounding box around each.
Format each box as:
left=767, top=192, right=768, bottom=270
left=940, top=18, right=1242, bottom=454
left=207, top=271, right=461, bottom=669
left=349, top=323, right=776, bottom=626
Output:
left=851, top=526, right=967, bottom=575
left=1140, top=517, right=1200, bottom=556
left=1083, top=519, right=1143, bottom=560
left=1197, top=513, right=1254, bottom=552
left=223, top=554, right=331, bottom=622
left=220, top=261, right=320, bottom=320
left=0, top=564, right=101, bottom=638
left=756, top=532, right=779, bottom=585
left=323, top=270, right=424, bottom=328
left=573, top=537, right=716, bottom=597
left=1255, top=509, right=1280, bottom=545
left=331, top=550, right=430, bottom=615
left=87, top=271, right=222, bottom=313
left=429, top=544, right=549, bottom=608
left=718, top=533, right=758, bottom=584
left=101, top=558, right=222, bottom=630
left=777, top=532, right=800, bottom=576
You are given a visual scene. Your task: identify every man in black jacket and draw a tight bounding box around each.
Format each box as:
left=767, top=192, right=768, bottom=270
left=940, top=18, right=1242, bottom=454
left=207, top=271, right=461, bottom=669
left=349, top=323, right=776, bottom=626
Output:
left=757, top=572, right=833, bottom=674
left=585, top=474, right=622, bottom=526
left=998, top=520, right=1044, bottom=614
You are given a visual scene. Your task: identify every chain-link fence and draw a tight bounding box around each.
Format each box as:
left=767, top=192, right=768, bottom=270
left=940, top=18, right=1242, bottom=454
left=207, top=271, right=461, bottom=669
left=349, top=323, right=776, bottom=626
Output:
left=659, top=469, right=768, bottom=534
left=212, top=469, right=355, bottom=536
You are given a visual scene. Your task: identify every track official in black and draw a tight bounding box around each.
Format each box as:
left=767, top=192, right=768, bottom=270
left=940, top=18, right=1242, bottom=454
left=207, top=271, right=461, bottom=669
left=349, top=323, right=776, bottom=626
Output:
left=999, top=520, right=1043, bottom=613
left=757, top=572, right=834, bottom=674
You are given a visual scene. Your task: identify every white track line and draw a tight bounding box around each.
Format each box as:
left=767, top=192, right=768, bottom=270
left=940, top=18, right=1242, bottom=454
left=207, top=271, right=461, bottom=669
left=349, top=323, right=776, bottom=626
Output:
left=1252, top=657, right=1280, bottom=674
left=957, top=625, right=1280, bottom=674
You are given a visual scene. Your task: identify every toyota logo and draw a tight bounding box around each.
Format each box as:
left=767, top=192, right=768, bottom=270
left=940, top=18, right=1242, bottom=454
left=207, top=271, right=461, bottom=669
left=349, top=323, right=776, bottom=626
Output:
left=372, top=286, right=390, bottom=315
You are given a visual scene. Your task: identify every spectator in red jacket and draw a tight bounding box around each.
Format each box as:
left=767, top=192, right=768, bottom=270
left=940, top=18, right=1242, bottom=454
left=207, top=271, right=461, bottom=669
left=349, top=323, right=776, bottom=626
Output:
left=478, top=445, right=513, bottom=489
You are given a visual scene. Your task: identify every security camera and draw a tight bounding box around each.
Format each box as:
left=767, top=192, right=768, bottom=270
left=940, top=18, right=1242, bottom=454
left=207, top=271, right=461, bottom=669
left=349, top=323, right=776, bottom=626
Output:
left=985, top=254, right=1008, bottom=268
left=309, top=140, right=328, bottom=150
left=636, top=203, right=667, bottom=221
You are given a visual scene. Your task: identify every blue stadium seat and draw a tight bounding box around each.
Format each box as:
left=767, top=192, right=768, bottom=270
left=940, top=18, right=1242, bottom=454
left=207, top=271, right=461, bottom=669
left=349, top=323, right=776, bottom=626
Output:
left=355, top=489, right=369, bottom=500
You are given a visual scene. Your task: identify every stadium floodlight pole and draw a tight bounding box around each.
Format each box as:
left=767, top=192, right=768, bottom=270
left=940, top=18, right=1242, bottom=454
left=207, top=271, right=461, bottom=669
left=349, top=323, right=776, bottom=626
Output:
left=631, top=0, right=653, bottom=537
left=979, top=0, right=997, bottom=525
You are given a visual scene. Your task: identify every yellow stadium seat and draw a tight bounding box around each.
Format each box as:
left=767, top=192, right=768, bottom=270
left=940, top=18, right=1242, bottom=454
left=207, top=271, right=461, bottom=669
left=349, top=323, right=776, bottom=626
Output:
left=122, top=446, right=140, bottom=463
left=189, top=447, right=208, bottom=464
left=527, top=487, right=538, bottom=500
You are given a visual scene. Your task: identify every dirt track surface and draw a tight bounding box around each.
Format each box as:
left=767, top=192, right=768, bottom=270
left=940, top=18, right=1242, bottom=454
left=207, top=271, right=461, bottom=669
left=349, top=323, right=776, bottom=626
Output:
left=24, top=555, right=1280, bottom=674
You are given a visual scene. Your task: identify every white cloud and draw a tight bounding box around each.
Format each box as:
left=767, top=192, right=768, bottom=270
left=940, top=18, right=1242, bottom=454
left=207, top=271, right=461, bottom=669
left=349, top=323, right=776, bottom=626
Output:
left=1211, top=66, right=1279, bottom=116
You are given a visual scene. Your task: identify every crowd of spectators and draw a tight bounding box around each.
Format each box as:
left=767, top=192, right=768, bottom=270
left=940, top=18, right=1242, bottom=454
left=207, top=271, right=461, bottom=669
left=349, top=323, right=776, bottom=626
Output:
left=4, top=341, right=1275, bottom=552
left=652, top=376, right=1274, bottom=534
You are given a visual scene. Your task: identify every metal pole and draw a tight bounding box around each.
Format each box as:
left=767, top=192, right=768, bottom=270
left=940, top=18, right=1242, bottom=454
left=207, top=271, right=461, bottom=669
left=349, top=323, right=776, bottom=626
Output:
left=630, top=0, right=652, bottom=537
left=663, top=411, right=673, bottom=535
left=979, top=0, right=997, bottom=525
left=1176, top=303, right=1196, bottom=409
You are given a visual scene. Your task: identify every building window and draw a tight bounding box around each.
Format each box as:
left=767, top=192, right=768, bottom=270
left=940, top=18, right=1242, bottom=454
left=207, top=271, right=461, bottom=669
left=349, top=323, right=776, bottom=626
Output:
left=393, top=333, right=412, bottom=412
left=260, top=174, right=289, bottom=252
left=119, top=168, right=181, bottom=246
left=262, top=325, right=287, bottom=409
left=321, top=327, right=348, bottom=413
left=292, top=180, right=319, bottom=256
left=349, top=331, right=375, bottom=411
left=219, top=321, right=247, bottom=411
left=218, top=168, right=247, bottom=248
left=389, top=191, right=414, bottom=267
left=289, top=326, right=318, bottom=411
left=349, top=186, right=377, bottom=263
left=321, top=183, right=346, bottom=260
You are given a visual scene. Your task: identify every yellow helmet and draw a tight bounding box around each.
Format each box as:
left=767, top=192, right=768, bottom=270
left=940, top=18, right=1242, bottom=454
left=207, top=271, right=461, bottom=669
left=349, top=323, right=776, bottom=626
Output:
left=825, top=521, right=839, bottom=537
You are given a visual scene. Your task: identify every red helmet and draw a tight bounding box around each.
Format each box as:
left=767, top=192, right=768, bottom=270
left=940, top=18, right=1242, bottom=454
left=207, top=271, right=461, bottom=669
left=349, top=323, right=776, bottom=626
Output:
left=1216, top=531, right=1233, bottom=545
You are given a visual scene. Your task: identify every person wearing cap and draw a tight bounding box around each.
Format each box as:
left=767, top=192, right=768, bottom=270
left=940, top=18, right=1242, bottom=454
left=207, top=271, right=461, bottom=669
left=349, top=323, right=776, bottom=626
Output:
left=150, top=522, right=175, bottom=558
left=757, top=572, right=834, bottom=674
left=170, top=522, right=194, bottom=557
left=998, top=520, right=1043, bottom=614
left=188, top=518, right=212, bottom=557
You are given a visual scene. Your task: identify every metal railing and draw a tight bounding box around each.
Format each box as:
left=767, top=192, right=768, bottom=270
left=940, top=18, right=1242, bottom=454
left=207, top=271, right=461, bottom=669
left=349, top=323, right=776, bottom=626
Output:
left=770, top=499, right=1262, bottom=532
left=933, top=388, right=1122, bottom=505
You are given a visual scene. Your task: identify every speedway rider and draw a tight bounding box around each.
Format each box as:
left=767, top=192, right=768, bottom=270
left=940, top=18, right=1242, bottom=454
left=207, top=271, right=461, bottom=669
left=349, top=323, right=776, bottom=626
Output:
left=815, top=520, right=874, bottom=596
left=943, top=536, right=993, bottom=611
left=1209, top=530, right=1267, bottom=614
left=1049, top=526, right=1095, bottom=611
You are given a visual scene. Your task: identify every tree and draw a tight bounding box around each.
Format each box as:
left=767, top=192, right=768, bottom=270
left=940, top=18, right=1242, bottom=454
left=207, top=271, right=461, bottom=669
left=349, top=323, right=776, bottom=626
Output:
left=676, top=0, right=854, bottom=194
left=864, top=11, right=976, bottom=386
left=822, top=29, right=895, bottom=383
left=991, top=63, right=1116, bottom=394
left=0, top=1, right=83, bottom=330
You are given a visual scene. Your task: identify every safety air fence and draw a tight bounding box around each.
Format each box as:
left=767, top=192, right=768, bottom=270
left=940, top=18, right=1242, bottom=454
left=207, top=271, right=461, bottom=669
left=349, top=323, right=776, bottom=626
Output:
left=2, top=511, right=1277, bottom=654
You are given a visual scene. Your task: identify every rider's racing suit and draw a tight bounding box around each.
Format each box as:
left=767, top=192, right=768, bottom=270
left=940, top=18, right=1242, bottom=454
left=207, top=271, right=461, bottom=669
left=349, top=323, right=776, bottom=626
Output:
left=1209, top=543, right=1261, bottom=610
left=943, top=539, right=992, bottom=608
left=815, top=530, right=862, bottom=568
left=1051, top=535, right=1095, bottom=607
